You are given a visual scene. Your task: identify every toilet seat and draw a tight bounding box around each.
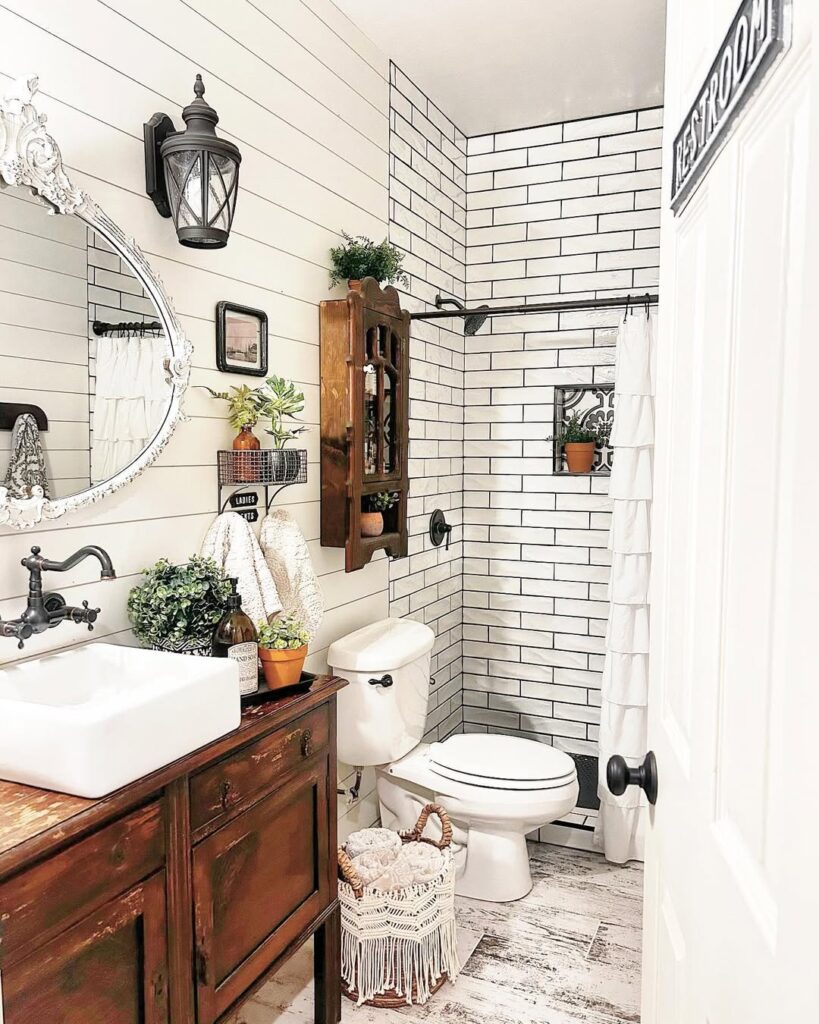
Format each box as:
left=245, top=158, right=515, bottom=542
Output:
left=428, top=734, right=576, bottom=792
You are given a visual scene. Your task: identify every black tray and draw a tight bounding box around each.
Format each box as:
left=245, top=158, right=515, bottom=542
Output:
left=241, top=670, right=317, bottom=707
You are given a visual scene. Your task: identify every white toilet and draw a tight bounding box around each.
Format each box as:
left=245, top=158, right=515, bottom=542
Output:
left=328, top=617, right=579, bottom=903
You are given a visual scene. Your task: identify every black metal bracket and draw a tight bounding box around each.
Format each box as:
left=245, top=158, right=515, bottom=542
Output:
left=144, top=112, right=177, bottom=218
left=429, top=509, right=452, bottom=550
left=606, top=751, right=659, bottom=806
left=0, top=402, right=48, bottom=432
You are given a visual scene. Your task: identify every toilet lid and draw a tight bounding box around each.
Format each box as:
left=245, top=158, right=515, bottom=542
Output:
left=429, top=734, right=576, bottom=792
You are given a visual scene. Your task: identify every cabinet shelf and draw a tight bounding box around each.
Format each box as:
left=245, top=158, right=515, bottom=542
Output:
left=320, top=278, right=410, bottom=572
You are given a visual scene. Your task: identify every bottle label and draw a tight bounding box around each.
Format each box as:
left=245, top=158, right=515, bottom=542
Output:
left=229, top=642, right=259, bottom=696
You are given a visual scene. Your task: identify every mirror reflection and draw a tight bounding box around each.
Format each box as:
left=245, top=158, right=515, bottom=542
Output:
left=0, top=185, right=170, bottom=501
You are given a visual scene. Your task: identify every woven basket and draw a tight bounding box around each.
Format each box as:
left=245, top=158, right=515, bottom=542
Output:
left=337, top=804, right=460, bottom=1008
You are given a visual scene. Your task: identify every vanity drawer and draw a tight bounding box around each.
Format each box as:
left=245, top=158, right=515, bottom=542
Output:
left=0, top=800, right=165, bottom=962
left=190, top=706, right=329, bottom=834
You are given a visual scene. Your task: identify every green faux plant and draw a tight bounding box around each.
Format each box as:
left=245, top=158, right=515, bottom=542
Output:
left=329, top=232, right=409, bottom=289
left=127, top=556, right=232, bottom=647
left=365, top=491, right=398, bottom=513
left=549, top=412, right=610, bottom=447
left=257, top=615, right=310, bottom=651
left=257, top=375, right=307, bottom=449
left=203, top=384, right=262, bottom=430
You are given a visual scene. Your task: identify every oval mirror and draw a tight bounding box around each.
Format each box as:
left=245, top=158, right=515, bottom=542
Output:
left=0, top=76, right=191, bottom=529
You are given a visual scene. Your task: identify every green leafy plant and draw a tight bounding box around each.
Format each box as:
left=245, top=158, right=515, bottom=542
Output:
left=329, top=232, right=409, bottom=289
left=203, top=384, right=262, bottom=430
left=548, top=413, right=610, bottom=447
left=127, top=556, right=232, bottom=647
left=257, top=615, right=310, bottom=651
left=257, top=375, right=307, bottom=449
left=365, top=491, right=398, bottom=513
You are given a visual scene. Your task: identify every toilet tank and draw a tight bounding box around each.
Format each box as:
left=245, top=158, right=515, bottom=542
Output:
left=328, top=618, right=435, bottom=767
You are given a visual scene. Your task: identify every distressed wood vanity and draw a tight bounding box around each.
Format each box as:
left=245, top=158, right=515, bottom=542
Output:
left=0, top=674, right=345, bottom=1024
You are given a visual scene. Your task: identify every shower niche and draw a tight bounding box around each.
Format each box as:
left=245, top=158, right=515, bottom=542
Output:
left=320, top=278, right=410, bottom=572
left=553, top=383, right=615, bottom=475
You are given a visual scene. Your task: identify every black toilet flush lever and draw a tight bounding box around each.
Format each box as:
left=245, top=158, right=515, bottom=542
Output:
left=368, top=674, right=394, bottom=688
left=429, top=509, right=452, bottom=550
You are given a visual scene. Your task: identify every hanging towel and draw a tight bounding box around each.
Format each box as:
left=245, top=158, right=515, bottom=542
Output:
left=3, top=413, right=50, bottom=499
left=201, top=511, right=282, bottom=627
left=260, top=509, right=325, bottom=641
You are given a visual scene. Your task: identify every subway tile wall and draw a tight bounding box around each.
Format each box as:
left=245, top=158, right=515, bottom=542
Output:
left=388, top=65, right=466, bottom=741
left=461, top=108, right=663, bottom=768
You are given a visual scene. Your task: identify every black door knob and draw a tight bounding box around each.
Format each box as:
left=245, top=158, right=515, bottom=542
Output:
left=606, top=751, right=659, bottom=805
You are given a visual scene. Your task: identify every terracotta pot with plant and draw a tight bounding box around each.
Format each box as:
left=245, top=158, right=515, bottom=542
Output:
left=204, top=384, right=263, bottom=481
left=257, top=615, right=310, bottom=690
left=550, top=413, right=610, bottom=474
left=127, top=556, right=233, bottom=656
left=329, top=232, right=409, bottom=291
left=361, top=491, right=397, bottom=537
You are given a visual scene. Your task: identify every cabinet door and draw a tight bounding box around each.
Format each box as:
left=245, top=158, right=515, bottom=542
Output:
left=0, top=871, right=169, bottom=1024
left=192, top=764, right=330, bottom=1023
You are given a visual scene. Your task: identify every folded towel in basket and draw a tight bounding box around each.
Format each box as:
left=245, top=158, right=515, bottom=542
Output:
left=345, top=827, right=402, bottom=861
left=363, top=842, right=444, bottom=892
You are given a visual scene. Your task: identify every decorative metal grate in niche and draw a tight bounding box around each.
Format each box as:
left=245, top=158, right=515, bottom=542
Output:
left=553, top=383, right=615, bottom=475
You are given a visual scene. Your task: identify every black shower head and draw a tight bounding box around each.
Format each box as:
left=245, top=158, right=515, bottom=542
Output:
left=434, top=293, right=490, bottom=336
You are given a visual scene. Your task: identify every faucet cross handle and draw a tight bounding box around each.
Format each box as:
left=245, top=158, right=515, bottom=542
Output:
left=80, top=601, right=100, bottom=631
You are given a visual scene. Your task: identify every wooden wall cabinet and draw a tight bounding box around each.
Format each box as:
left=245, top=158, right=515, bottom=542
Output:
left=0, top=677, right=345, bottom=1024
left=320, top=277, right=410, bottom=572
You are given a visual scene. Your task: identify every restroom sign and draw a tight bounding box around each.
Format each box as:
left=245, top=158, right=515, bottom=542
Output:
left=671, top=0, right=791, bottom=213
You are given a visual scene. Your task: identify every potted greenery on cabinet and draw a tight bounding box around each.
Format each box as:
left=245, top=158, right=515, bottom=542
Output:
left=329, top=232, right=409, bottom=290
left=361, top=491, right=397, bottom=537
left=257, top=615, right=310, bottom=689
left=127, top=556, right=232, bottom=656
left=550, top=413, right=611, bottom=473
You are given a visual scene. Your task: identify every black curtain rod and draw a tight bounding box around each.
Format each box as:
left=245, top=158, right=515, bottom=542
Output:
left=410, top=293, right=659, bottom=321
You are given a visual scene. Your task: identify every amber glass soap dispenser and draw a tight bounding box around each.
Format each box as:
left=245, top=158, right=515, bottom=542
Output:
left=213, top=578, right=259, bottom=696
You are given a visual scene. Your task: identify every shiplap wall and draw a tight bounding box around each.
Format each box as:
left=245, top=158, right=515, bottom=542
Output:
left=0, top=187, right=90, bottom=495
left=462, top=109, right=663, bottom=774
left=388, top=64, right=465, bottom=743
left=0, top=0, right=396, bottom=841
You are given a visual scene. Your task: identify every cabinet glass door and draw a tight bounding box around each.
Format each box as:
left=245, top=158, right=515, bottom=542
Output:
left=362, top=319, right=401, bottom=480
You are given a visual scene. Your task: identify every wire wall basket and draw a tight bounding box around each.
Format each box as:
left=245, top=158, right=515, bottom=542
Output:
left=217, top=448, right=308, bottom=517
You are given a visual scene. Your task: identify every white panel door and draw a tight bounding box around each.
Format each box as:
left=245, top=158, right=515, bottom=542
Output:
left=642, top=1, right=819, bottom=1020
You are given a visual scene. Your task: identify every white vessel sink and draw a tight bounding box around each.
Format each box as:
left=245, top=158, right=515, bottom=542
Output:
left=0, top=643, right=241, bottom=798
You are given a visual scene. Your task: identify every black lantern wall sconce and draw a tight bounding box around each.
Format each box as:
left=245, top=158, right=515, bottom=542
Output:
left=144, top=75, right=241, bottom=249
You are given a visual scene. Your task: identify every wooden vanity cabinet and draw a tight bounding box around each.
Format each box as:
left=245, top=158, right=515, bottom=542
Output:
left=320, top=277, right=410, bottom=572
left=0, top=676, right=345, bottom=1024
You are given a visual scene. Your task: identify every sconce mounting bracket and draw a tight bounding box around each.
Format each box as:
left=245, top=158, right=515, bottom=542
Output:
left=144, top=112, right=177, bottom=218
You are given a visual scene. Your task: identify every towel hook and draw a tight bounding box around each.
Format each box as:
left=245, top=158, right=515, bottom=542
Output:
left=622, top=294, right=631, bottom=322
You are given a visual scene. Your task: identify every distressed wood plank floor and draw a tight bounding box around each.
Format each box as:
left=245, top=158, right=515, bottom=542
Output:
left=228, top=843, right=643, bottom=1024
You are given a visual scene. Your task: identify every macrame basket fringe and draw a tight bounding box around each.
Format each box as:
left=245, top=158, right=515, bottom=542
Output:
left=337, top=803, right=461, bottom=1007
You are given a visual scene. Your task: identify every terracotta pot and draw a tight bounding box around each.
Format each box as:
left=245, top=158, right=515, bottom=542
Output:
left=232, top=425, right=261, bottom=482
left=564, top=442, right=596, bottom=474
left=259, top=645, right=308, bottom=690
left=361, top=511, right=384, bottom=537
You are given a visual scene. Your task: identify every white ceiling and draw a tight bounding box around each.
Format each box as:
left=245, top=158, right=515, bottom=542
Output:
left=335, top=0, right=667, bottom=136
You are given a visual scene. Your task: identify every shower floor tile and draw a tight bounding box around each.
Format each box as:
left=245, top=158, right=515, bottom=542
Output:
left=226, top=843, right=643, bottom=1024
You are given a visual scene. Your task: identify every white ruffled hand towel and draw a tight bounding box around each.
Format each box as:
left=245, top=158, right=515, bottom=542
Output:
left=201, top=511, right=282, bottom=627
left=260, top=509, right=325, bottom=641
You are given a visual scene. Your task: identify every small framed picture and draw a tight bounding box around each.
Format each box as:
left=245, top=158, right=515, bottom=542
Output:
left=216, top=301, right=268, bottom=377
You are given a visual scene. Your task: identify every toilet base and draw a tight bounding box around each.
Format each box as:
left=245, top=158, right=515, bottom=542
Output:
left=455, top=826, right=533, bottom=903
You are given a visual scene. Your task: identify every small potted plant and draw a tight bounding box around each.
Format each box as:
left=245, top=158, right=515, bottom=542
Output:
left=257, top=375, right=307, bottom=482
left=329, top=232, right=409, bottom=290
left=203, top=384, right=263, bottom=481
left=127, top=556, right=232, bottom=656
left=549, top=413, right=610, bottom=474
left=361, top=491, right=397, bottom=537
left=257, top=615, right=310, bottom=689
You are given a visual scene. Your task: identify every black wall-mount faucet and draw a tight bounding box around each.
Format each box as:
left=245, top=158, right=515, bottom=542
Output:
left=0, top=545, right=117, bottom=649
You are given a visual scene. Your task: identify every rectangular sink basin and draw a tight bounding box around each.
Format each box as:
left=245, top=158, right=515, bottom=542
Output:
left=0, top=643, right=241, bottom=798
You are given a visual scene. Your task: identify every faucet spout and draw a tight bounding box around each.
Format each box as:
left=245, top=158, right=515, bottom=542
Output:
left=22, top=545, right=117, bottom=580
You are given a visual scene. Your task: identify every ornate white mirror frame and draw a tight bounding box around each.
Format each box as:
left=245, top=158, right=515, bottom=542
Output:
left=0, top=75, right=192, bottom=530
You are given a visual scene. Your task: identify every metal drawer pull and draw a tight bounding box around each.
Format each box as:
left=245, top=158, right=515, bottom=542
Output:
left=219, top=779, right=233, bottom=811
left=301, top=728, right=313, bottom=757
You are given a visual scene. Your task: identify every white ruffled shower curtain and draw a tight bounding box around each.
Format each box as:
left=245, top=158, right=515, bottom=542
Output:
left=595, top=307, right=657, bottom=864
left=91, top=334, right=169, bottom=483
